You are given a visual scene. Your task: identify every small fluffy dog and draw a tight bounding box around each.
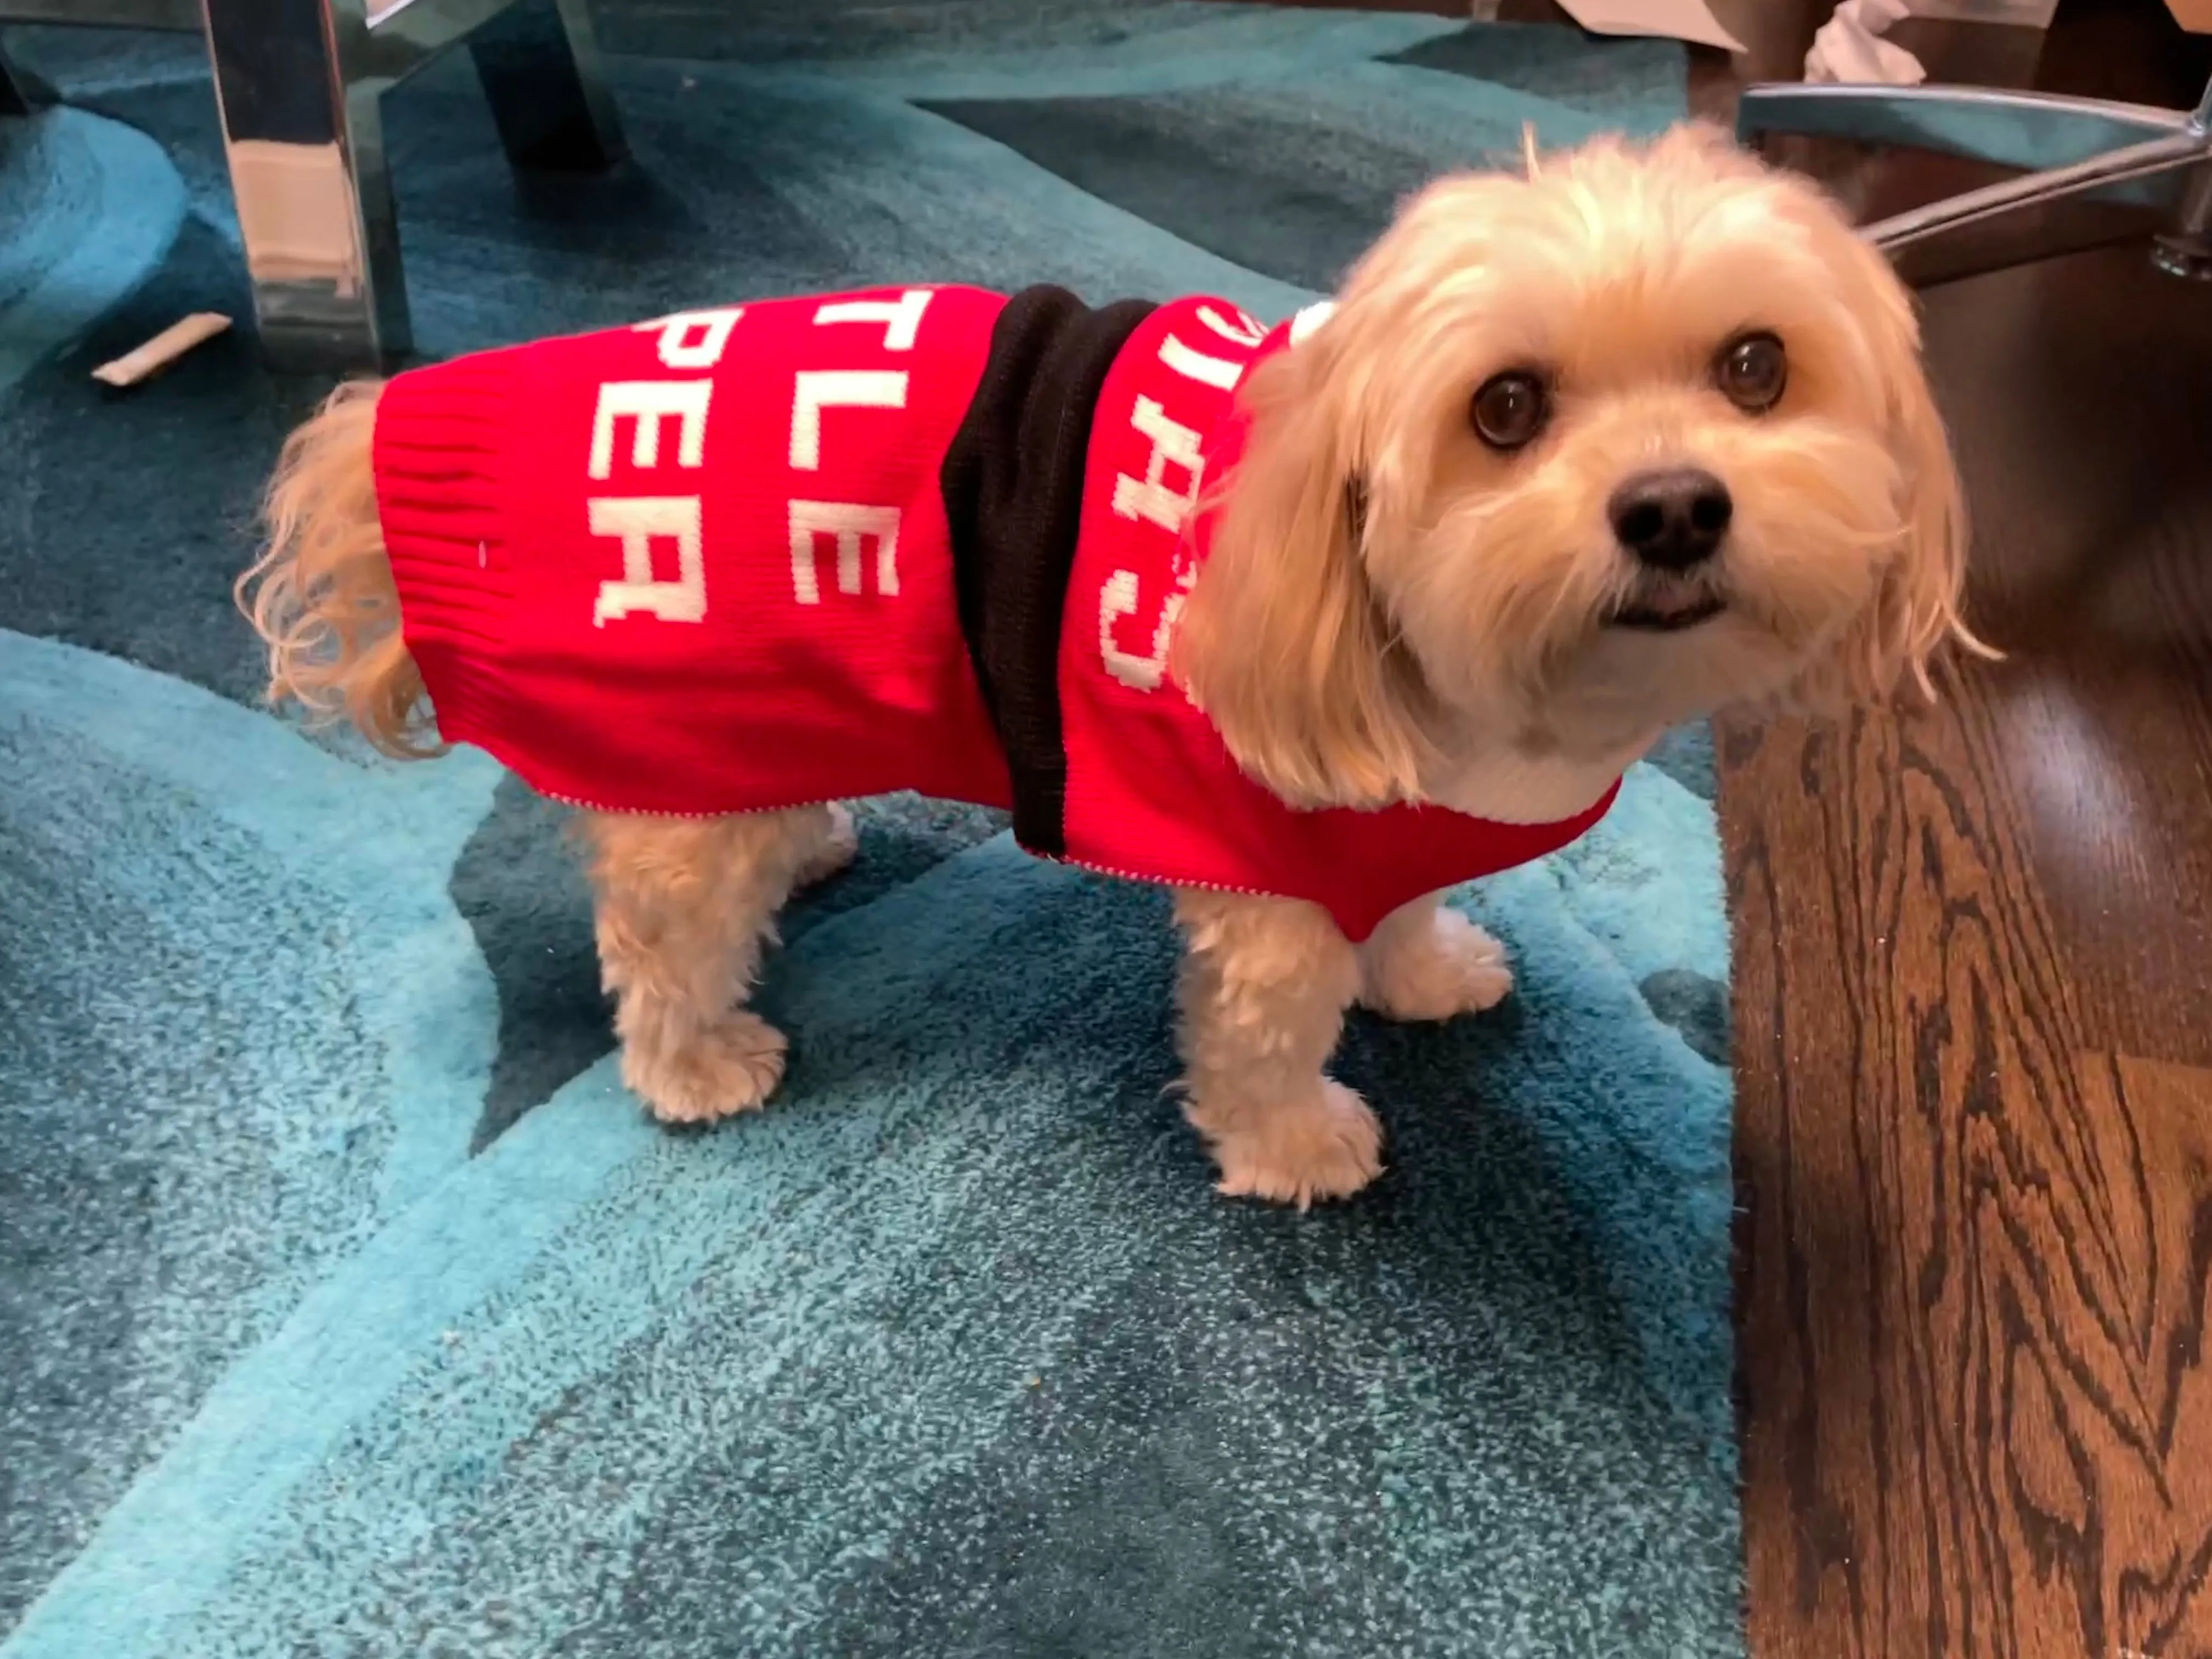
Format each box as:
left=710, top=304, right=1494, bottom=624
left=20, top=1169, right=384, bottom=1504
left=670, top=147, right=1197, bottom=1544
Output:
left=240, top=126, right=1980, bottom=1207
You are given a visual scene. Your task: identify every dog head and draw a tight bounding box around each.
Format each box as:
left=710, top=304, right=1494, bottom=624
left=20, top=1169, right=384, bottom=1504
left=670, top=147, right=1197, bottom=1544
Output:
left=1176, top=124, right=1979, bottom=809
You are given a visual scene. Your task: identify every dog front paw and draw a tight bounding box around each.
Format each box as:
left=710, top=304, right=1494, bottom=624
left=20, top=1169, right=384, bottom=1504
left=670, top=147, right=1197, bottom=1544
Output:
left=1361, top=907, right=1512, bottom=1022
left=1198, top=1079, right=1384, bottom=1209
left=624, top=1010, right=789, bottom=1124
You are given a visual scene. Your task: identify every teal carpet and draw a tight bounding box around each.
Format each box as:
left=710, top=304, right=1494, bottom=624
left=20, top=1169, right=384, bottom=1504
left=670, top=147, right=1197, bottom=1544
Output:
left=0, top=6, right=1740, bottom=1653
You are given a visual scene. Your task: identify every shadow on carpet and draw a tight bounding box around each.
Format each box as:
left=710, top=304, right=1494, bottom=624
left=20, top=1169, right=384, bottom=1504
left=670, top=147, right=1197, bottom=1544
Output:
left=0, top=6, right=1738, bottom=1654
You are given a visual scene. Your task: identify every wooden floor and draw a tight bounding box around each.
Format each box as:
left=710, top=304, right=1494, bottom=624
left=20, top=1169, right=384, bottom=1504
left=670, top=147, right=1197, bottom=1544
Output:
left=1272, top=0, right=2212, bottom=1647
left=1686, top=3, right=2212, bottom=1655
left=1728, top=236, right=2212, bottom=1658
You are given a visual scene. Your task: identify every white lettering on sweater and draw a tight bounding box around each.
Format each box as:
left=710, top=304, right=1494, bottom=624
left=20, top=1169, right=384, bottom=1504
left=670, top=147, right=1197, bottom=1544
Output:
left=1156, top=334, right=1243, bottom=392
left=594, top=292, right=941, bottom=620
left=589, top=495, right=706, bottom=625
left=1097, top=305, right=1270, bottom=693
left=1099, top=568, right=1183, bottom=692
left=1197, top=304, right=1265, bottom=348
left=789, top=501, right=901, bottom=606
left=635, top=307, right=744, bottom=369
left=790, top=370, right=909, bottom=471
left=589, top=380, right=713, bottom=480
left=1110, top=396, right=1204, bottom=534
left=813, top=289, right=933, bottom=352
left=772, top=294, right=934, bottom=601
left=585, top=308, right=741, bottom=622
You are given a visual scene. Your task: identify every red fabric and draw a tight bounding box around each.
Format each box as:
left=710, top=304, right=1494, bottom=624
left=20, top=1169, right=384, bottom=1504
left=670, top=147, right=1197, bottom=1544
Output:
left=375, top=285, right=1014, bottom=817
left=372, top=286, right=1618, bottom=942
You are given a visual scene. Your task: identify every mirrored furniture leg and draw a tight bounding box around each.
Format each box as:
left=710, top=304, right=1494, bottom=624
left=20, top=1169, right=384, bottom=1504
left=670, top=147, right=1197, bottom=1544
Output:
left=0, top=0, right=627, bottom=369
left=0, top=39, right=27, bottom=114
left=204, top=0, right=627, bottom=369
left=1737, top=76, right=2212, bottom=275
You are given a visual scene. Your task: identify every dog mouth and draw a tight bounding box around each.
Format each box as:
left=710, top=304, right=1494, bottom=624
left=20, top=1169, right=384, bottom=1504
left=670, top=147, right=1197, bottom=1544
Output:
left=1606, top=589, right=1727, bottom=633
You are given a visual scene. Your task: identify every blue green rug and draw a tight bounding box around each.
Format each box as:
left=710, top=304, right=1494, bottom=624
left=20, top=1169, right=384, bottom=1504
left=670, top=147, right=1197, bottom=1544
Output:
left=0, top=6, right=1739, bottom=1653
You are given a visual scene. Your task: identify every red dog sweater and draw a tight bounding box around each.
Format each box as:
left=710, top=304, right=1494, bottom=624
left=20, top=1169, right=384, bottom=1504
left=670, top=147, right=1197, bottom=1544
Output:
left=372, top=284, right=1618, bottom=941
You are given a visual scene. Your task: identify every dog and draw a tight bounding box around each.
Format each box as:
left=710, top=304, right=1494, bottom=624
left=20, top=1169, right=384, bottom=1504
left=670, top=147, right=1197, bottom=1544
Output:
left=238, top=125, right=1983, bottom=1207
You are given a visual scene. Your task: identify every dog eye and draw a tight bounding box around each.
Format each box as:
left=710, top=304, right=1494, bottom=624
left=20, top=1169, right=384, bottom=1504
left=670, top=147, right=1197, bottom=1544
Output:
left=1470, top=371, right=1550, bottom=450
left=1716, top=332, right=1787, bottom=412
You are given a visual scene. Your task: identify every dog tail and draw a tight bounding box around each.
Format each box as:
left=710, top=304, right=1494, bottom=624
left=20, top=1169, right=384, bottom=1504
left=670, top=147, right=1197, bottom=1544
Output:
left=236, top=380, right=441, bottom=759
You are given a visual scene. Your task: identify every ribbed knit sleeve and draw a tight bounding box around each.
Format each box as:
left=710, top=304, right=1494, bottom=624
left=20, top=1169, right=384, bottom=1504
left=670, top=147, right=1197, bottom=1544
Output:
left=371, top=349, right=519, bottom=753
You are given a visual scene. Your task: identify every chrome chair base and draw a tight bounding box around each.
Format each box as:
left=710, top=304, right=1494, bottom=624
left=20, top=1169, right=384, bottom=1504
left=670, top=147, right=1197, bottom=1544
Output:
left=1737, top=79, right=2212, bottom=273
left=207, top=0, right=627, bottom=371
left=470, top=0, right=627, bottom=173
left=1, top=0, right=626, bottom=370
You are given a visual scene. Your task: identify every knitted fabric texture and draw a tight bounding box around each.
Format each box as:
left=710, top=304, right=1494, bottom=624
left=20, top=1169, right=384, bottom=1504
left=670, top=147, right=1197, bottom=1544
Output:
left=372, top=285, right=1620, bottom=939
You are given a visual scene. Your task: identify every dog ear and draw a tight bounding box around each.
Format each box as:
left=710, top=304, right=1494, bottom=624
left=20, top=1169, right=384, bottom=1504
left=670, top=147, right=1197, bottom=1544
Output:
left=1173, top=339, right=1434, bottom=810
left=1822, top=216, right=1995, bottom=702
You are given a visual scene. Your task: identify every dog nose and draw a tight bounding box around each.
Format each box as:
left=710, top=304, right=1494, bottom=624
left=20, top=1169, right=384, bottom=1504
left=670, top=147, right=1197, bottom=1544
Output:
left=1607, top=469, right=1732, bottom=571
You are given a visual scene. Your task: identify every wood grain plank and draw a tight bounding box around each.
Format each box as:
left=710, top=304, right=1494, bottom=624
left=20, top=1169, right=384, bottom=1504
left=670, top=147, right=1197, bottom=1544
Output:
left=1730, top=238, right=2212, bottom=1658
left=1729, top=696, right=2212, bottom=1657
left=2067, top=1053, right=2212, bottom=1653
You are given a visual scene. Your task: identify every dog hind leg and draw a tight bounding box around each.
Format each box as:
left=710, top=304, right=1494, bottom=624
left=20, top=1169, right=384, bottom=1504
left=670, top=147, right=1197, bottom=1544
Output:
left=581, top=804, right=842, bottom=1123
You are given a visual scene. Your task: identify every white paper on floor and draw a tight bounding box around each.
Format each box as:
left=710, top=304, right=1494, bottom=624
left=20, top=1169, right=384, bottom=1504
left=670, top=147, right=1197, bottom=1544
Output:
left=1805, top=0, right=2058, bottom=86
